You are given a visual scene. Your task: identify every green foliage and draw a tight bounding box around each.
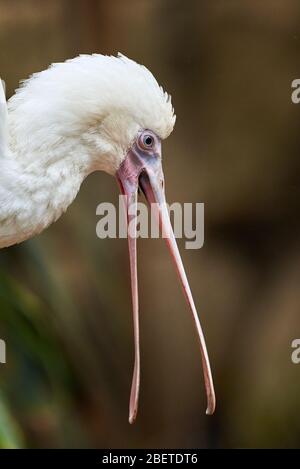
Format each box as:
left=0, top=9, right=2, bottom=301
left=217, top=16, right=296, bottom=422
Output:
left=0, top=393, right=23, bottom=449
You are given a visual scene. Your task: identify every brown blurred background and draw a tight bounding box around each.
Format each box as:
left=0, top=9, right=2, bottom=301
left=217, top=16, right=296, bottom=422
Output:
left=0, top=0, right=300, bottom=448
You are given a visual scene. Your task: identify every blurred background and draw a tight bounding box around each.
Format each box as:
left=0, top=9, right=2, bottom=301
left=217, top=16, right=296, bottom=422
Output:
left=0, top=0, right=300, bottom=448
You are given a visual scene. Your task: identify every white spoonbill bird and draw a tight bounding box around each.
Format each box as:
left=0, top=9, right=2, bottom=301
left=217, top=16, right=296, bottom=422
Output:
left=0, top=54, right=215, bottom=423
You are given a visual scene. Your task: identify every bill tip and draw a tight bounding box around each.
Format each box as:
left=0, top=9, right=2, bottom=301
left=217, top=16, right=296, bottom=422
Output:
left=129, top=409, right=137, bottom=424
left=129, top=416, right=135, bottom=424
left=206, top=402, right=216, bottom=415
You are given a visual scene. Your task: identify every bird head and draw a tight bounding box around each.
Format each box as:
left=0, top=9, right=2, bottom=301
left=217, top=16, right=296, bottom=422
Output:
left=8, top=54, right=215, bottom=422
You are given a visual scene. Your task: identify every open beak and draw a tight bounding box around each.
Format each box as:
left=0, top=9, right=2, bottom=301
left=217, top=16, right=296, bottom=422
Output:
left=116, top=134, right=215, bottom=423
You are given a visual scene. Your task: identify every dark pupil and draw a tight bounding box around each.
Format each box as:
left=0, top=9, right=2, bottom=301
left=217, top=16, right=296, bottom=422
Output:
left=144, top=136, right=153, bottom=146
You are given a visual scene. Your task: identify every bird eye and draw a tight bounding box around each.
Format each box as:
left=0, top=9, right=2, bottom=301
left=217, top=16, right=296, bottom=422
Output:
left=140, top=133, right=154, bottom=149
left=143, top=135, right=153, bottom=147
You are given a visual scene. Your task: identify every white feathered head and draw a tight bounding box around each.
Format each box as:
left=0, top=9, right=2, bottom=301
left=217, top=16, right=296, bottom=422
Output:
left=8, top=53, right=176, bottom=174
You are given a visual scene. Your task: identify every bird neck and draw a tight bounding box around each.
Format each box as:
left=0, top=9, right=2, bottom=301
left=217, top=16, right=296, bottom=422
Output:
left=0, top=141, right=88, bottom=248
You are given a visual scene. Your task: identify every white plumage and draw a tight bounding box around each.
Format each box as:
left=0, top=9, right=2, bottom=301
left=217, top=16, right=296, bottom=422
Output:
left=0, top=53, right=175, bottom=247
left=0, top=80, right=8, bottom=155
left=0, top=53, right=215, bottom=423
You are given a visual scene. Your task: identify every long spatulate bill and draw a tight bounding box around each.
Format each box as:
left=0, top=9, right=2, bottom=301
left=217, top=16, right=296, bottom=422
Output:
left=139, top=171, right=215, bottom=415
left=118, top=180, right=140, bottom=423
left=116, top=129, right=216, bottom=422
